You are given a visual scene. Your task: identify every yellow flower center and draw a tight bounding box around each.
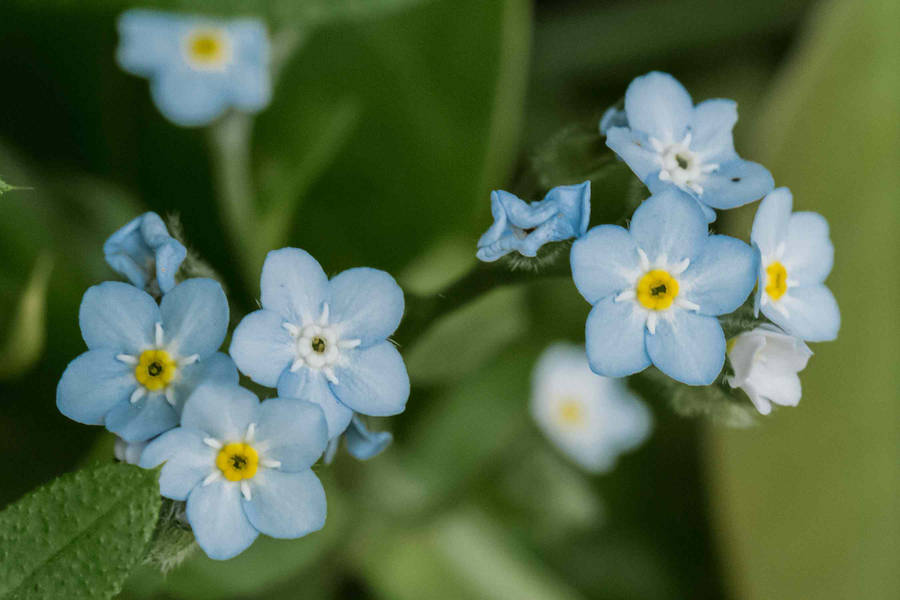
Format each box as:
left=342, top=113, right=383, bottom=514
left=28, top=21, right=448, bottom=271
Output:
left=636, top=269, right=679, bottom=310
left=765, top=261, right=788, bottom=301
left=216, top=443, right=259, bottom=482
left=185, top=28, right=230, bottom=69
left=134, top=349, right=176, bottom=391
left=557, top=396, right=584, bottom=426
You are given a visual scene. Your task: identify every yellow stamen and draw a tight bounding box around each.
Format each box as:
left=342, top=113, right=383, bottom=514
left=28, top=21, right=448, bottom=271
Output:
left=765, top=261, right=788, bottom=301
left=557, top=397, right=584, bottom=426
left=216, top=443, right=259, bottom=482
left=134, top=349, right=176, bottom=391
left=636, top=269, right=679, bottom=310
left=185, top=28, right=230, bottom=69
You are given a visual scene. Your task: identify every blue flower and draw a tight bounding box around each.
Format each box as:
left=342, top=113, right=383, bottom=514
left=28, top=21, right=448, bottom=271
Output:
left=140, top=383, right=329, bottom=560
left=343, top=415, right=393, bottom=460
left=531, top=343, right=652, bottom=473
left=229, top=249, right=410, bottom=439
left=476, top=182, right=591, bottom=262
left=103, top=212, right=187, bottom=295
left=57, top=279, right=234, bottom=442
left=570, top=188, right=758, bottom=385
left=751, top=188, right=839, bottom=342
left=117, top=9, right=271, bottom=127
left=605, top=72, right=774, bottom=222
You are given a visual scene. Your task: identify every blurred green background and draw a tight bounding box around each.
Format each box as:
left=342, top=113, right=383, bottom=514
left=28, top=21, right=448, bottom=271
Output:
left=0, top=0, right=897, bottom=598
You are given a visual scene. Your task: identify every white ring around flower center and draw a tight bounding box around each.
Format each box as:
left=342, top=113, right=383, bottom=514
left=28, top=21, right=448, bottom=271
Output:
left=282, top=303, right=361, bottom=385
left=651, top=133, right=718, bottom=195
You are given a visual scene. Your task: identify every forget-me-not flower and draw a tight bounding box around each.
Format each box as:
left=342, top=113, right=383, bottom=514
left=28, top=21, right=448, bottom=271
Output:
left=531, top=343, right=652, bottom=473
left=751, top=187, right=839, bottom=341
left=476, top=182, right=591, bottom=262
left=117, top=9, right=271, bottom=127
left=571, top=188, right=758, bottom=385
left=140, top=383, right=329, bottom=560
left=104, top=212, right=186, bottom=295
left=57, top=279, right=233, bottom=442
left=606, top=72, right=773, bottom=222
left=229, top=248, right=410, bottom=439
left=727, top=324, right=812, bottom=415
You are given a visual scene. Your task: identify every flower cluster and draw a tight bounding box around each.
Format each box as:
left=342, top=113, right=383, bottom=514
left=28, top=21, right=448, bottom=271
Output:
left=57, top=215, right=409, bottom=559
left=479, top=71, right=838, bottom=418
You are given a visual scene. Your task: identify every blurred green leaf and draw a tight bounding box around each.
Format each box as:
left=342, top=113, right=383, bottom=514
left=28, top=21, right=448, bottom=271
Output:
left=708, top=0, right=900, bottom=598
left=0, top=253, right=52, bottom=380
left=0, top=463, right=160, bottom=600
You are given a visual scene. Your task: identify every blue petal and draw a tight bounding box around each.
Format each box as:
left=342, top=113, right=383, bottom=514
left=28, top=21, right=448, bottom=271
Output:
left=783, top=212, right=833, bottom=285
left=689, top=99, right=738, bottom=163
left=698, top=159, right=774, bottom=210
left=679, top=235, right=758, bottom=316
left=170, top=352, right=239, bottom=415
left=254, top=398, right=328, bottom=471
left=606, top=127, right=659, bottom=182
left=187, top=479, right=258, bottom=560
left=345, top=415, right=393, bottom=460
left=332, top=342, right=409, bottom=417
left=242, top=469, right=326, bottom=539
left=160, top=278, right=229, bottom=358
left=570, top=225, right=641, bottom=304
left=103, top=212, right=186, bottom=294
left=260, top=248, right=329, bottom=325
left=630, top=188, right=708, bottom=263
left=229, top=309, right=295, bottom=387
left=277, top=368, right=354, bottom=439
left=116, top=10, right=181, bottom=77
left=79, top=282, right=159, bottom=353
left=140, top=427, right=216, bottom=501
left=751, top=188, right=793, bottom=257
left=105, top=394, right=178, bottom=443
left=150, top=67, right=229, bottom=127
left=57, top=349, right=135, bottom=426
left=624, top=72, right=692, bottom=143
left=181, top=383, right=259, bottom=442
left=584, top=297, right=651, bottom=377
left=599, top=106, right=628, bottom=134
left=327, top=268, right=404, bottom=347
left=225, top=20, right=271, bottom=111
left=646, top=310, right=725, bottom=385
left=763, top=285, right=840, bottom=342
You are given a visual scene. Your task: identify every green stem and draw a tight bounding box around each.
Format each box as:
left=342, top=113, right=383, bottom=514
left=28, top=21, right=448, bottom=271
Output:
left=394, top=253, right=571, bottom=347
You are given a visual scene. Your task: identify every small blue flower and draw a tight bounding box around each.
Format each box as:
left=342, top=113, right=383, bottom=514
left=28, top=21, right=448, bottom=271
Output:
left=751, top=188, right=839, bottom=342
left=599, top=106, right=627, bottom=135
left=57, top=279, right=234, bottom=442
left=531, top=343, right=652, bottom=473
left=605, top=72, right=774, bottom=222
left=343, top=415, right=393, bottom=460
left=476, top=182, right=591, bottom=262
left=229, top=248, right=409, bottom=439
left=104, top=212, right=187, bottom=295
left=117, top=9, right=271, bottom=127
left=571, top=188, right=758, bottom=385
left=140, top=383, right=329, bottom=560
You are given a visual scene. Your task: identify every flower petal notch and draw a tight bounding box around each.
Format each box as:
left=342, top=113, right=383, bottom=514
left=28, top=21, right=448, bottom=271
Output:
left=229, top=248, right=409, bottom=440
left=56, top=279, right=235, bottom=442
left=727, top=324, right=812, bottom=415
left=117, top=9, right=271, bottom=127
left=476, top=181, right=591, bottom=262
left=531, top=343, right=652, bottom=473
left=571, top=188, right=758, bottom=385
left=140, top=384, right=329, bottom=560
left=103, top=211, right=187, bottom=295
left=750, top=188, right=840, bottom=342
left=605, top=71, right=773, bottom=222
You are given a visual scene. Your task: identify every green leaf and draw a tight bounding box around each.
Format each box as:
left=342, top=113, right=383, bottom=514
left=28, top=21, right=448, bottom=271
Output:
left=0, top=252, right=52, bottom=380
left=709, top=0, right=900, bottom=597
left=0, top=463, right=162, bottom=600
left=0, top=175, right=26, bottom=196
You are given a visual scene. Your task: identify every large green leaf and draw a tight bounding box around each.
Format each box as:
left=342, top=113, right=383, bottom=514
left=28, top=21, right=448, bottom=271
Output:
left=0, top=463, right=161, bottom=600
left=708, top=0, right=900, bottom=598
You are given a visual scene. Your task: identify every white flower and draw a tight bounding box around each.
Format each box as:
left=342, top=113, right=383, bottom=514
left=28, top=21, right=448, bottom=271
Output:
left=726, top=324, right=812, bottom=415
left=530, top=343, right=652, bottom=473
